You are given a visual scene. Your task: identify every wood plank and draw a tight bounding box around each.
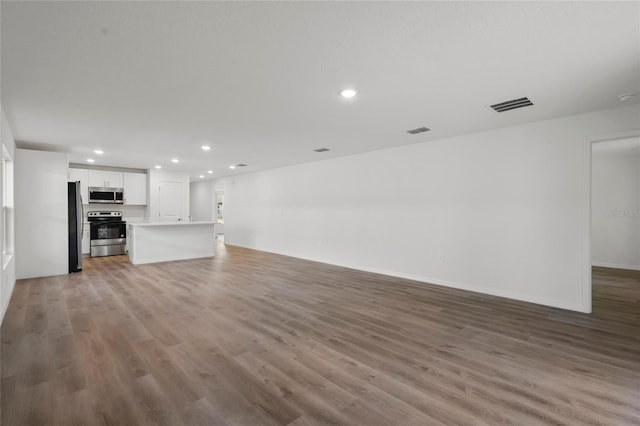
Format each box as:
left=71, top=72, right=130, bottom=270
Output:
left=1, top=244, right=639, bottom=425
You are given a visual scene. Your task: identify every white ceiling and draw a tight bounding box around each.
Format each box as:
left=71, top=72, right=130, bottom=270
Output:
left=2, top=1, right=639, bottom=180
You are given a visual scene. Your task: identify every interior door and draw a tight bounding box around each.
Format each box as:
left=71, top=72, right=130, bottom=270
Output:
left=158, top=181, right=182, bottom=222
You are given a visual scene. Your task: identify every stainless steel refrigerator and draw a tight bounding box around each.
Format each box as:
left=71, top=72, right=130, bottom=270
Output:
left=68, top=181, right=83, bottom=272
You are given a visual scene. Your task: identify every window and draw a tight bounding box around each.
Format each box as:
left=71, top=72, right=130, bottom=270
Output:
left=2, top=144, right=14, bottom=265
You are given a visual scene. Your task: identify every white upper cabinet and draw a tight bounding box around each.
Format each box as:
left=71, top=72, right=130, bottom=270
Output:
left=123, top=172, right=147, bottom=205
left=68, top=168, right=89, bottom=203
left=88, top=170, right=123, bottom=188
left=73, top=168, right=147, bottom=205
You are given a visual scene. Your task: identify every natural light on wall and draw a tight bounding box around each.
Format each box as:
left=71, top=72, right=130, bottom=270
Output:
left=2, top=144, right=14, bottom=268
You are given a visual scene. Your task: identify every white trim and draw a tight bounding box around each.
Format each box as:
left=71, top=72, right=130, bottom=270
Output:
left=581, top=133, right=592, bottom=313
left=0, top=257, right=15, bottom=324
left=2, top=253, right=13, bottom=271
left=592, top=262, right=640, bottom=272
left=0, top=280, right=14, bottom=323
left=584, top=128, right=640, bottom=314
left=225, top=243, right=585, bottom=312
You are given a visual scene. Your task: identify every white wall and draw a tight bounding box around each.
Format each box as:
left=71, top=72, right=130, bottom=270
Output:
left=220, top=104, right=640, bottom=313
left=148, top=169, right=190, bottom=221
left=592, top=142, right=640, bottom=270
left=15, top=149, right=69, bottom=279
left=1, top=106, right=17, bottom=323
left=190, top=179, right=215, bottom=222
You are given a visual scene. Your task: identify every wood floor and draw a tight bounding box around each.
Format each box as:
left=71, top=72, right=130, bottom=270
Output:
left=1, top=244, right=639, bottom=425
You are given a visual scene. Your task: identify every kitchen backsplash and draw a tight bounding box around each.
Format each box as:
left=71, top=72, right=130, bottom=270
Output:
left=84, top=205, right=147, bottom=221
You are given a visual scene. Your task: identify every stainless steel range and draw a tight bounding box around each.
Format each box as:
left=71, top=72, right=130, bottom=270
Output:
left=88, top=211, right=126, bottom=257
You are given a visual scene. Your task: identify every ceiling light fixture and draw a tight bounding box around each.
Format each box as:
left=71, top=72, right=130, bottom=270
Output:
left=87, top=158, right=95, bottom=163
left=94, top=150, right=104, bottom=155
left=154, top=165, right=162, bottom=169
left=207, top=170, right=213, bottom=174
left=201, top=145, right=211, bottom=151
left=171, top=158, right=179, bottom=163
left=229, top=165, right=236, bottom=169
left=199, top=175, right=204, bottom=178
left=618, top=93, right=637, bottom=103
left=340, top=89, right=357, bottom=99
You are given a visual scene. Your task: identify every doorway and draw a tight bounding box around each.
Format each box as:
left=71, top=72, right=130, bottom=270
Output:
left=215, top=192, right=224, bottom=241
left=588, top=133, right=640, bottom=313
left=214, top=182, right=225, bottom=241
left=591, top=137, right=640, bottom=270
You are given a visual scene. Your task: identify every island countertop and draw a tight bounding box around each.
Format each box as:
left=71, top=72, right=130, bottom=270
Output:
left=128, top=221, right=217, bottom=227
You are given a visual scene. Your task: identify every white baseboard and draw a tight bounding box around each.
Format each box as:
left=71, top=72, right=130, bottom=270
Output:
left=592, top=261, right=640, bottom=271
left=225, top=242, right=587, bottom=313
left=1, top=285, right=14, bottom=324
left=1, top=275, right=16, bottom=325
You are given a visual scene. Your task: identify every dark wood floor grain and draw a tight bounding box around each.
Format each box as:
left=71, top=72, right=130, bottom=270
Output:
left=1, top=243, right=639, bottom=425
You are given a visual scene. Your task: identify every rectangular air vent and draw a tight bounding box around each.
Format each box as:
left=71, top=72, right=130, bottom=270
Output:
left=314, top=148, right=330, bottom=152
left=489, top=97, right=533, bottom=113
left=406, top=126, right=430, bottom=135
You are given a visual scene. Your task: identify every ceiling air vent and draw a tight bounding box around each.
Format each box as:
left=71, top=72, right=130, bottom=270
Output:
left=236, top=163, right=247, bottom=167
left=314, top=148, right=330, bottom=152
left=489, top=97, right=533, bottom=113
left=406, top=127, right=430, bottom=135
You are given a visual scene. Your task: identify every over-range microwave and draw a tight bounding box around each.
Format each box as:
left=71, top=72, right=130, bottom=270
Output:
left=88, top=187, right=124, bottom=204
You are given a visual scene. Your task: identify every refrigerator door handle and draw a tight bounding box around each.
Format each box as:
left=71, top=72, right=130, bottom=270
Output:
left=80, top=195, right=84, bottom=235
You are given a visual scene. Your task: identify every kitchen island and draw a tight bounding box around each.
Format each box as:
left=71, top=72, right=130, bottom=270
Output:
left=127, top=221, right=216, bottom=265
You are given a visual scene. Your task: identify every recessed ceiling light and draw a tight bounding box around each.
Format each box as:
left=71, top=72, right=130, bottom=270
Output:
left=618, top=93, right=637, bottom=102
left=207, top=170, right=213, bottom=174
left=229, top=165, right=236, bottom=169
left=171, top=158, right=179, bottom=163
left=201, top=145, right=211, bottom=151
left=86, top=158, right=95, bottom=163
left=154, top=165, right=162, bottom=169
left=94, top=150, right=104, bottom=155
left=340, top=89, right=357, bottom=98
left=199, top=175, right=204, bottom=178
